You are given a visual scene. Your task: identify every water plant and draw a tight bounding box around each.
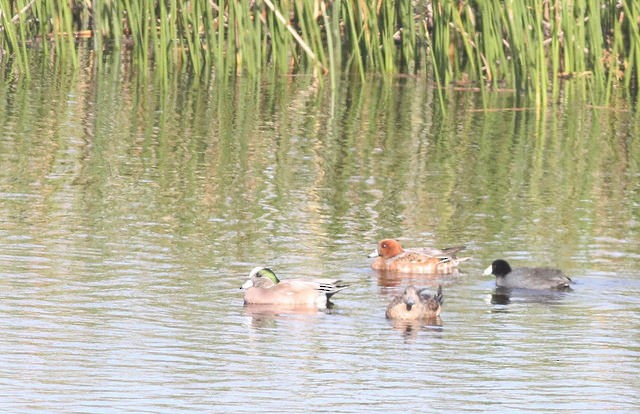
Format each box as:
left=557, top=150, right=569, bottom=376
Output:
left=0, top=0, right=639, bottom=104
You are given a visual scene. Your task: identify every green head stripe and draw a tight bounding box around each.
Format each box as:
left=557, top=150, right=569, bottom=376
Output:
left=250, top=267, right=280, bottom=284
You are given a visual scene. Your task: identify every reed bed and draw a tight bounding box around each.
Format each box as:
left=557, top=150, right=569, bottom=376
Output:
left=0, top=0, right=639, bottom=102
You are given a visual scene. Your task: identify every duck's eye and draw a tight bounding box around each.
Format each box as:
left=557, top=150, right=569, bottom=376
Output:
left=382, top=242, right=388, bottom=248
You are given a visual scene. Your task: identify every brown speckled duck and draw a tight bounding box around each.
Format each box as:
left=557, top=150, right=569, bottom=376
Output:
left=369, top=239, right=469, bottom=274
left=386, top=285, right=443, bottom=321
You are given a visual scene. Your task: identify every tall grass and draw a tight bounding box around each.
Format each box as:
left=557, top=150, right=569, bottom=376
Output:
left=429, top=0, right=640, bottom=104
left=1, top=0, right=639, bottom=103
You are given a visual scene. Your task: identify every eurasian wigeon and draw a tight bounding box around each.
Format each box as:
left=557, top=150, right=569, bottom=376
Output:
left=483, top=259, right=573, bottom=290
left=241, top=267, right=348, bottom=309
left=368, top=239, right=469, bottom=274
left=386, top=285, right=443, bottom=320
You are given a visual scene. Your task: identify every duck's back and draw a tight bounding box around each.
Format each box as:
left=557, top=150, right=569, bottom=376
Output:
left=374, top=251, right=460, bottom=274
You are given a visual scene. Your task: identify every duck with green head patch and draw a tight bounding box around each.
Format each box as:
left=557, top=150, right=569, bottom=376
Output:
left=241, top=267, right=348, bottom=309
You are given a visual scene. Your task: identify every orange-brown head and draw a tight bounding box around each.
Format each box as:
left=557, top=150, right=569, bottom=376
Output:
left=368, top=239, right=404, bottom=259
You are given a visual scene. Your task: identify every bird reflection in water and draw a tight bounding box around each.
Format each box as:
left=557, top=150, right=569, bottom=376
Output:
left=389, top=317, right=443, bottom=342
left=490, top=286, right=571, bottom=306
left=242, top=303, right=328, bottom=329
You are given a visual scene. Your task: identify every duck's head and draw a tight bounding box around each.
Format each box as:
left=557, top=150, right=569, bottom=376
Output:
left=368, top=239, right=404, bottom=259
left=241, top=267, right=280, bottom=289
left=401, top=286, right=420, bottom=311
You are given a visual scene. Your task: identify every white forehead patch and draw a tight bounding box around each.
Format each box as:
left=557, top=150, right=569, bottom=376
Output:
left=249, top=266, right=264, bottom=277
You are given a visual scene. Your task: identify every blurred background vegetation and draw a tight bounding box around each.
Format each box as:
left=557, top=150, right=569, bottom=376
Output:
left=1, top=0, right=639, bottom=105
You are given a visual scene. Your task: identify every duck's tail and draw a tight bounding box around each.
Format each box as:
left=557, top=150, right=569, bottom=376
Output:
left=318, top=280, right=349, bottom=299
left=434, top=284, right=443, bottom=305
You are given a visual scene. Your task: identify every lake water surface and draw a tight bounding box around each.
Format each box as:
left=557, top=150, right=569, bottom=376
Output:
left=1, top=59, right=639, bottom=412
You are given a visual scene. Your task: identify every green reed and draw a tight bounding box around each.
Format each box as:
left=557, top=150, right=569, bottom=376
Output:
left=428, top=0, right=640, bottom=104
left=1, top=0, right=639, bottom=104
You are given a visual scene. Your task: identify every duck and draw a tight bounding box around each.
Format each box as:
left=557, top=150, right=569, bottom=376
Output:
left=368, top=239, right=469, bottom=274
left=483, top=259, right=572, bottom=290
left=240, top=267, right=348, bottom=309
left=386, top=285, right=443, bottom=320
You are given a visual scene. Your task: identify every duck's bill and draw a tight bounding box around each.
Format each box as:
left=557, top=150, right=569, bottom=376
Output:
left=367, top=249, right=380, bottom=258
left=482, top=264, right=493, bottom=276
left=241, top=279, right=253, bottom=289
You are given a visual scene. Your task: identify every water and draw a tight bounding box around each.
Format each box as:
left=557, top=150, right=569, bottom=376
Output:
left=1, top=60, right=639, bottom=412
